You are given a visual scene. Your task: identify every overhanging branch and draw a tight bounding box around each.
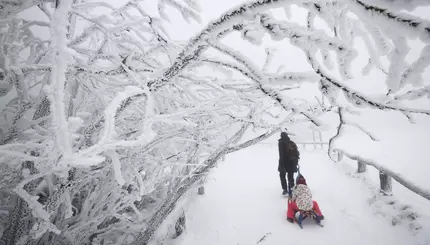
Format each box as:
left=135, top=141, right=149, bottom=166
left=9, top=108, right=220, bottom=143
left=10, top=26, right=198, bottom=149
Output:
left=131, top=125, right=283, bottom=245
left=209, top=42, right=321, bottom=126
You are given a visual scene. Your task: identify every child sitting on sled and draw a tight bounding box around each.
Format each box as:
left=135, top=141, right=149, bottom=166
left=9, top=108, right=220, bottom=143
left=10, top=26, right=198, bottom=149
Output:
left=286, top=174, right=324, bottom=224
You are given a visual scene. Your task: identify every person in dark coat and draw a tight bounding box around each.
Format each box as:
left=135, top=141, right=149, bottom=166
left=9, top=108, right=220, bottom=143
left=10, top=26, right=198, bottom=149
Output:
left=278, top=132, right=299, bottom=196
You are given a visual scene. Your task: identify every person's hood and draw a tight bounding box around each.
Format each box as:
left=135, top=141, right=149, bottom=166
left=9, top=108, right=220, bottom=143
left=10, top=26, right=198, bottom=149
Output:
left=279, top=132, right=290, bottom=142
left=297, top=177, right=307, bottom=186
left=296, top=174, right=307, bottom=186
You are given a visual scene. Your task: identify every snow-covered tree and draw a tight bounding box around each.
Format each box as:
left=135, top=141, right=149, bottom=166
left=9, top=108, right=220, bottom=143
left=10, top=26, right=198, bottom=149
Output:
left=0, top=0, right=429, bottom=244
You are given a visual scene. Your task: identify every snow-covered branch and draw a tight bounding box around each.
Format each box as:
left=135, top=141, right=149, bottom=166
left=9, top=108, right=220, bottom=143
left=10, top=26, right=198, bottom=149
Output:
left=147, top=0, right=307, bottom=90
left=328, top=107, right=345, bottom=161
left=253, top=13, right=430, bottom=117
left=348, top=0, right=430, bottom=42
left=209, top=41, right=322, bottom=126
left=45, top=0, right=73, bottom=158
left=131, top=123, right=285, bottom=245
left=313, top=61, right=430, bottom=116
left=328, top=106, right=378, bottom=161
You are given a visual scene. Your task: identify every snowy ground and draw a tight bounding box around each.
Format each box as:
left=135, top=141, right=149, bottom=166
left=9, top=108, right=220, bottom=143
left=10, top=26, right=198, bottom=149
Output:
left=166, top=137, right=430, bottom=245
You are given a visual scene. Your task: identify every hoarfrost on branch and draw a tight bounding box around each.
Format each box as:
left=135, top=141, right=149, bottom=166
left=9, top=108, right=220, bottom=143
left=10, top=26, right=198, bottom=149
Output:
left=0, top=0, right=429, bottom=244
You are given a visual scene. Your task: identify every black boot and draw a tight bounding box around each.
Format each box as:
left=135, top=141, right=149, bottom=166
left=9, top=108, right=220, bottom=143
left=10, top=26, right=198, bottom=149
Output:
left=282, top=189, right=288, bottom=196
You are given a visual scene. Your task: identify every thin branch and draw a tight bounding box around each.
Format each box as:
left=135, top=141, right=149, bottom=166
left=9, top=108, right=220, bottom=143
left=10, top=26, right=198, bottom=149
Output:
left=209, top=42, right=321, bottom=126
left=37, top=3, right=52, bottom=20
left=351, top=0, right=430, bottom=41
left=255, top=13, right=430, bottom=116
left=328, top=107, right=344, bottom=161
left=146, top=0, right=305, bottom=90
left=311, top=59, right=430, bottom=116
left=256, top=232, right=272, bottom=244
left=46, top=0, right=73, bottom=156
left=346, top=122, right=379, bottom=141
left=131, top=120, right=286, bottom=245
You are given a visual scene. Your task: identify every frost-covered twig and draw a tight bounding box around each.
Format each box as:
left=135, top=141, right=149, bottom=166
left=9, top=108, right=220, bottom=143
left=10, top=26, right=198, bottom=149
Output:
left=399, top=45, right=430, bottom=88
left=328, top=106, right=378, bottom=160
left=106, top=150, right=126, bottom=186
left=99, top=86, right=145, bottom=146
left=131, top=121, right=286, bottom=245
left=0, top=149, right=48, bottom=162
left=393, top=86, right=430, bottom=101
left=74, top=0, right=326, bottom=133
left=200, top=59, right=259, bottom=83
left=313, top=61, right=430, bottom=116
left=256, top=232, right=272, bottom=244
left=81, top=92, right=232, bottom=158
left=223, top=113, right=274, bottom=129
left=328, top=107, right=345, bottom=161
left=37, top=3, right=52, bottom=20
left=262, top=48, right=275, bottom=72
left=44, top=0, right=73, bottom=157
left=346, top=121, right=379, bottom=141
left=82, top=93, right=145, bottom=147
left=147, top=0, right=310, bottom=90
left=256, top=12, right=430, bottom=117
left=13, top=172, right=54, bottom=223
left=348, top=0, right=430, bottom=42
left=210, top=41, right=321, bottom=126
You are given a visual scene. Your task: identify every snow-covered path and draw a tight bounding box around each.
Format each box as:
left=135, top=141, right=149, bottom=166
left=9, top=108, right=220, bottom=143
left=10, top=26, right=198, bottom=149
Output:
left=173, top=141, right=416, bottom=245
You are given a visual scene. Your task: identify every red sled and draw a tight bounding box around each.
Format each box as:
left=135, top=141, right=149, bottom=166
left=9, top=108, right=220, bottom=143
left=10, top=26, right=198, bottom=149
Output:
left=294, top=210, right=324, bottom=229
left=287, top=200, right=324, bottom=229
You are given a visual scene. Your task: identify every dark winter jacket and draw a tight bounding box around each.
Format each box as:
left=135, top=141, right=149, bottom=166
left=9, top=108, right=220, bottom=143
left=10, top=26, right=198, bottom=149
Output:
left=278, top=132, right=299, bottom=173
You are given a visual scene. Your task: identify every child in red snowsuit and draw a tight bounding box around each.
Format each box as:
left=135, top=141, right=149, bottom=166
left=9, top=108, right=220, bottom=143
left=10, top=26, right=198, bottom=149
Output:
left=286, top=175, right=323, bottom=223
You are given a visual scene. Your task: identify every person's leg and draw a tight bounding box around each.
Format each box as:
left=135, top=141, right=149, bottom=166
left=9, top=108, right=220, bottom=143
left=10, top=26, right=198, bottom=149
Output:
left=279, top=166, right=288, bottom=191
left=287, top=201, right=298, bottom=220
left=313, top=201, right=323, bottom=217
left=287, top=171, right=295, bottom=190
